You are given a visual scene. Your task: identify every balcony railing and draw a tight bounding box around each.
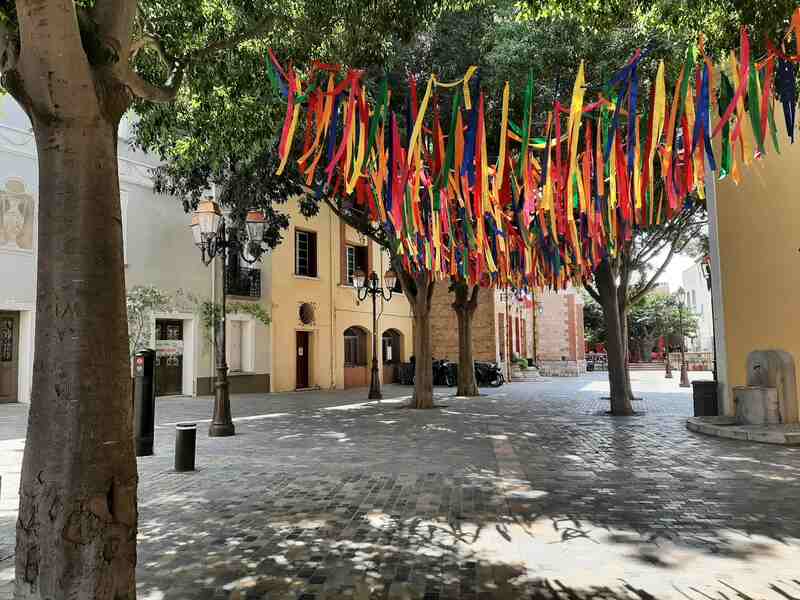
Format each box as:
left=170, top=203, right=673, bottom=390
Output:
left=225, top=266, right=261, bottom=298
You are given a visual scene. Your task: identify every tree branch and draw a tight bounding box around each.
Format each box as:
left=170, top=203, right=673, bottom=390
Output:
left=122, top=67, right=184, bottom=103
left=15, top=0, right=96, bottom=116
left=0, top=19, right=19, bottom=72
left=584, top=283, right=601, bottom=304
left=92, top=0, right=137, bottom=58
left=124, top=13, right=278, bottom=104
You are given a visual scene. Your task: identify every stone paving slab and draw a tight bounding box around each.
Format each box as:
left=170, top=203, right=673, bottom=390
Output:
left=3, top=374, right=800, bottom=598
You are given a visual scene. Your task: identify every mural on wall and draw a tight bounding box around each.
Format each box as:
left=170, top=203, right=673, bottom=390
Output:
left=0, top=179, right=34, bottom=251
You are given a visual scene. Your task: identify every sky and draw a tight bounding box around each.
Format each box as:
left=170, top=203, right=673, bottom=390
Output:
left=652, top=250, right=696, bottom=293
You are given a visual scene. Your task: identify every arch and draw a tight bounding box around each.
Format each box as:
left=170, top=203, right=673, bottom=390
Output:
left=381, top=328, right=403, bottom=364
left=343, top=326, right=369, bottom=388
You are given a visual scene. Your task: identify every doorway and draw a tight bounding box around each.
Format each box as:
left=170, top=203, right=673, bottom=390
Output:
left=0, top=312, right=19, bottom=403
left=296, top=331, right=310, bottom=389
left=155, top=319, right=183, bottom=396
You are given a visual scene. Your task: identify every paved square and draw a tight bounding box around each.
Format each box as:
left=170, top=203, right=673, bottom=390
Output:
left=3, top=372, right=800, bottom=599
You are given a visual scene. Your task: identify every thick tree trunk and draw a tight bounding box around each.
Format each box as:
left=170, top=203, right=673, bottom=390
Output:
left=595, top=261, right=635, bottom=415
left=453, top=284, right=479, bottom=397
left=396, top=267, right=435, bottom=409
left=15, top=119, right=137, bottom=599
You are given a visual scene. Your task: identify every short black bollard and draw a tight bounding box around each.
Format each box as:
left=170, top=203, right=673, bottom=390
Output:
left=134, top=349, right=156, bottom=456
left=174, top=423, right=197, bottom=472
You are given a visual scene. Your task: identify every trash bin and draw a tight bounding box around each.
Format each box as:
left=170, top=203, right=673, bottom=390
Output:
left=692, top=380, right=718, bottom=416
left=175, top=423, right=197, bottom=472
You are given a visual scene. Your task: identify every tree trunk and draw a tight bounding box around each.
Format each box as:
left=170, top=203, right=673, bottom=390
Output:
left=595, top=261, right=635, bottom=416
left=15, top=119, right=137, bottom=599
left=453, top=284, right=479, bottom=397
left=400, top=270, right=434, bottom=409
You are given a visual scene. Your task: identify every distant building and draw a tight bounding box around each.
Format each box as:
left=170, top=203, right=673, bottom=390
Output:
left=0, top=95, right=414, bottom=403
left=681, top=264, right=714, bottom=353
left=535, top=287, right=586, bottom=376
left=429, top=283, right=585, bottom=377
left=429, top=285, right=534, bottom=376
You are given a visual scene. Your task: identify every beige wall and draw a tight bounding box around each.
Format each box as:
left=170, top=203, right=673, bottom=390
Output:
left=268, top=200, right=414, bottom=392
left=715, top=124, right=800, bottom=414
left=430, top=284, right=499, bottom=362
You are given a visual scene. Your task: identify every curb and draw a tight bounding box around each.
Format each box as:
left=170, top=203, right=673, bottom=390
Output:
left=686, top=416, right=800, bottom=445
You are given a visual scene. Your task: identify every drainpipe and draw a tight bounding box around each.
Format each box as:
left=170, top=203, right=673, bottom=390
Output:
left=329, top=208, right=336, bottom=389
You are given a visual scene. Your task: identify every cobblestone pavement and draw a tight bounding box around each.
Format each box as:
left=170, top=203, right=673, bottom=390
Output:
left=3, top=372, right=800, bottom=599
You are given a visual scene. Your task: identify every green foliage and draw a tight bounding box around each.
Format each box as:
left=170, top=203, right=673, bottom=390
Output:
left=126, top=285, right=171, bottom=358
left=131, top=0, right=441, bottom=249
left=582, top=291, right=606, bottom=346
left=628, top=289, right=698, bottom=351
left=523, top=0, right=798, bottom=58
left=195, top=299, right=271, bottom=344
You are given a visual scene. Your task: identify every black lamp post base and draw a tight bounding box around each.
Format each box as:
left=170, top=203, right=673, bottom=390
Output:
left=209, top=422, right=235, bottom=437
left=368, top=388, right=383, bottom=400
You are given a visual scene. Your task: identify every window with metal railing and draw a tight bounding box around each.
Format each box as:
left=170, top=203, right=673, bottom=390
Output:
left=225, top=265, right=261, bottom=297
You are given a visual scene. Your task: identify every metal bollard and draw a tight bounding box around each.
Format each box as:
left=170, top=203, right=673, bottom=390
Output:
left=174, top=423, right=197, bottom=472
left=133, top=349, right=156, bottom=456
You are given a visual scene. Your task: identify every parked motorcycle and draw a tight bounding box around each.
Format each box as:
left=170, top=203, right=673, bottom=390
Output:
left=474, top=361, right=504, bottom=387
left=433, top=359, right=457, bottom=387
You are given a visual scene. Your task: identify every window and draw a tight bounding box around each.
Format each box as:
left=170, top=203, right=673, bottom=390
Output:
left=345, top=244, right=369, bottom=285
left=344, top=327, right=367, bottom=366
left=295, top=230, right=318, bottom=277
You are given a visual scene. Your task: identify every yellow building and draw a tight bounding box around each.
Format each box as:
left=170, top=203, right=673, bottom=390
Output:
left=265, top=201, right=414, bottom=392
left=710, top=113, right=800, bottom=414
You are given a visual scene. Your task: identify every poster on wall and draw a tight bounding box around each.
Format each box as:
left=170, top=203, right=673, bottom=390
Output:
left=0, top=180, right=34, bottom=251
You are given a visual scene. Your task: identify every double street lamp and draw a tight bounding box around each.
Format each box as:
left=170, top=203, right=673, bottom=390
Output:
left=191, top=198, right=270, bottom=437
left=353, top=269, right=397, bottom=400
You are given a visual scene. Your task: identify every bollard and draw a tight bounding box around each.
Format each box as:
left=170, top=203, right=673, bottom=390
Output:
left=175, top=423, right=197, bottom=472
left=133, top=349, right=156, bottom=456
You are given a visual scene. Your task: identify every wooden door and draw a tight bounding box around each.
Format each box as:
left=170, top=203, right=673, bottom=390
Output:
left=0, top=312, right=19, bottom=403
left=296, top=331, right=310, bottom=389
left=155, top=319, right=183, bottom=396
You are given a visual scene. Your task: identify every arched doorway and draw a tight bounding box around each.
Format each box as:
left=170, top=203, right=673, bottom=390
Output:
left=382, top=329, right=403, bottom=384
left=343, top=326, right=368, bottom=388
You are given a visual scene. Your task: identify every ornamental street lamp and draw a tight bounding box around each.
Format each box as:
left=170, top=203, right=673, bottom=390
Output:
left=677, top=287, right=691, bottom=388
left=354, top=269, right=397, bottom=400
left=532, top=296, right=543, bottom=367
left=191, top=199, right=270, bottom=436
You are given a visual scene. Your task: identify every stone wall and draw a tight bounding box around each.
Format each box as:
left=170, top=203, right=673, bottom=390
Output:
left=535, top=286, right=586, bottom=376
left=429, top=283, right=498, bottom=362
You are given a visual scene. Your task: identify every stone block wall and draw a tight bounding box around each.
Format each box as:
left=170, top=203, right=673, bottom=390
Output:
left=429, top=283, right=498, bottom=362
left=535, top=286, right=586, bottom=376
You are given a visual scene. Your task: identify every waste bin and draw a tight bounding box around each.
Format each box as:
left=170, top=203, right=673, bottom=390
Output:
left=692, top=380, right=718, bottom=416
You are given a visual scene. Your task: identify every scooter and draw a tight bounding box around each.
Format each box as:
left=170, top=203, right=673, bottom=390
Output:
left=432, top=359, right=457, bottom=387
left=474, top=361, right=504, bottom=387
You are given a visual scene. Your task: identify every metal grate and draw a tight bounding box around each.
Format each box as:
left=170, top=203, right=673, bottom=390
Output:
left=225, top=266, right=261, bottom=297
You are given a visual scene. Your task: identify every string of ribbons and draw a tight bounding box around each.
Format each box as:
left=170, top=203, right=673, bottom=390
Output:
left=267, top=9, right=800, bottom=291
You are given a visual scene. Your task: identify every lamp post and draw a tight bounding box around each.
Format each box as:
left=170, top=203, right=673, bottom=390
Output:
left=190, top=199, right=270, bottom=436
left=701, top=256, right=717, bottom=381
left=354, top=268, right=397, bottom=400
left=532, top=296, right=543, bottom=367
left=677, top=287, right=691, bottom=388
